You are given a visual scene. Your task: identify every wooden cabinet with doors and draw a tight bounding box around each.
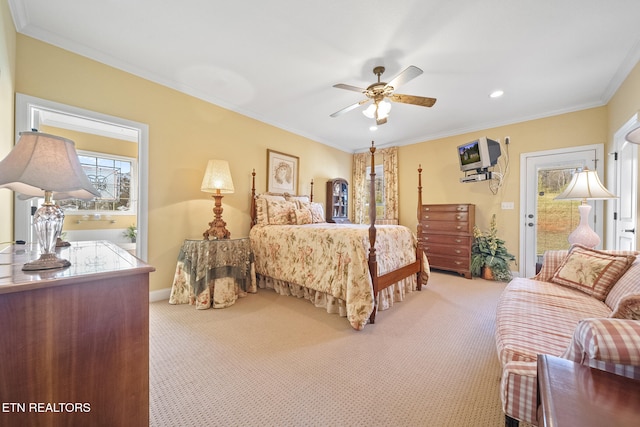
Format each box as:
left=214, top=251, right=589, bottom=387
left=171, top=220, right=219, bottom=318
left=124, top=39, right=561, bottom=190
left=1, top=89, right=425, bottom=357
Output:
left=418, top=203, right=475, bottom=279
left=326, top=178, right=351, bottom=223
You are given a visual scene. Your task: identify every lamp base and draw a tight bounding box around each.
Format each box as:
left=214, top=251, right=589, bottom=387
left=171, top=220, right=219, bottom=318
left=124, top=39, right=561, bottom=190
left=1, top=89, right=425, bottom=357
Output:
left=203, top=193, right=231, bottom=240
left=22, top=253, right=71, bottom=271
left=567, top=203, right=601, bottom=249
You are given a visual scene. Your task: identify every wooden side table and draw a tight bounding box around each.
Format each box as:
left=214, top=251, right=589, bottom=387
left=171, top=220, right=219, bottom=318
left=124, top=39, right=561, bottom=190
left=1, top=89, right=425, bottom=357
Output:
left=169, top=237, right=256, bottom=309
left=537, top=354, right=640, bottom=427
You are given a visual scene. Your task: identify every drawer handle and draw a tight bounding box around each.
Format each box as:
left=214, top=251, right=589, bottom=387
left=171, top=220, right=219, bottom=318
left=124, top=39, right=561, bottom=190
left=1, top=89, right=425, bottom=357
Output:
left=424, top=207, right=430, bottom=211
left=425, top=224, right=429, bottom=228
left=424, top=247, right=430, bottom=251
left=455, top=215, right=462, bottom=220
left=457, top=207, right=464, bottom=211
left=455, top=249, right=461, bottom=254
left=456, top=225, right=462, bottom=230
left=424, top=215, right=429, bottom=219
left=455, top=239, right=462, bottom=243
left=454, top=261, right=463, bottom=265
left=424, top=237, right=429, bottom=241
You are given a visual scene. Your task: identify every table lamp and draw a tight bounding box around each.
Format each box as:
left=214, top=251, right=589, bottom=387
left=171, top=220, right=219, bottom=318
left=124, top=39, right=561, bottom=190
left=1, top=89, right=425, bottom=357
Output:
left=554, top=167, right=616, bottom=248
left=201, top=159, right=234, bottom=240
left=0, top=131, right=100, bottom=270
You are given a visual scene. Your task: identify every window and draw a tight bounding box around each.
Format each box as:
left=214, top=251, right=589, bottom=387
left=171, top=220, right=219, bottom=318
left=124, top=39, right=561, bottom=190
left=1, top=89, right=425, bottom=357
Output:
left=364, top=164, right=385, bottom=222
left=58, top=151, right=137, bottom=214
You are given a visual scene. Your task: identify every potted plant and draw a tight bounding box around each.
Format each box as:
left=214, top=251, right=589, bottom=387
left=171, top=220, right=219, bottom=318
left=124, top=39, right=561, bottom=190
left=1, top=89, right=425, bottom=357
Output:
left=123, top=224, right=137, bottom=243
left=471, top=214, right=516, bottom=282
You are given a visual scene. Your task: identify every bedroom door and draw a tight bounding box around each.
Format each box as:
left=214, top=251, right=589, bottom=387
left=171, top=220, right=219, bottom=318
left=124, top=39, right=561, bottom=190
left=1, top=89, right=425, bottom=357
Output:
left=520, top=144, right=605, bottom=277
left=608, top=115, right=638, bottom=251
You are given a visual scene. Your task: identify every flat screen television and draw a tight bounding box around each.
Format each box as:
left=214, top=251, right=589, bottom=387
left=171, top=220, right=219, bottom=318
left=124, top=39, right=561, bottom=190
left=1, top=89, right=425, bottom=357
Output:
left=457, top=137, right=501, bottom=172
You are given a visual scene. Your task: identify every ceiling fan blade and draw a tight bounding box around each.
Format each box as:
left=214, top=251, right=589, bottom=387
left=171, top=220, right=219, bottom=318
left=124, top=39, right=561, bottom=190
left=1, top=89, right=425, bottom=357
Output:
left=333, top=83, right=366, bottom=93
left=389, top=93, right=437, bottom=107
left=330, top=99, right=371, bottom=117
left=386, top=65, right=423, bottom=90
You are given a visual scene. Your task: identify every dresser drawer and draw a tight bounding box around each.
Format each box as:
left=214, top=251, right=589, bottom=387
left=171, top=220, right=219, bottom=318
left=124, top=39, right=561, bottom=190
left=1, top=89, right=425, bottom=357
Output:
left=427, top=254, right=470, bottom=272
left=420, top=234, right=471, bottom=246
left=423, top=243, right=470, bottom=257
left=421, top=221, right=471, bottom=234
left=421, top=211, right=470, bottom=222
left=422, top=204, right=470, bottom=213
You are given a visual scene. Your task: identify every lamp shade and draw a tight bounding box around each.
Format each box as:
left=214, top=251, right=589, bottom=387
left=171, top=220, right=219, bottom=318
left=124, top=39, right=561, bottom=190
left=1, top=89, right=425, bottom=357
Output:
left=201, top=159, right=235, bottom=194
left=626, top=123, right=640, bottom=144
left=362, top=100, right=391, bottom=120
left=555, top=168, right=616, bottom=201
left=0, top=131, right=100, bottom=200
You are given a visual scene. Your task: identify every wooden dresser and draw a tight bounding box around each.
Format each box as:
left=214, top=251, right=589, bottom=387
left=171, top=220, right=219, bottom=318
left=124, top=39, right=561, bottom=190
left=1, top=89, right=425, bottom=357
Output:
left=0, top=241, right=155, bottom=427
left=419, top=203, right=475, bottom=279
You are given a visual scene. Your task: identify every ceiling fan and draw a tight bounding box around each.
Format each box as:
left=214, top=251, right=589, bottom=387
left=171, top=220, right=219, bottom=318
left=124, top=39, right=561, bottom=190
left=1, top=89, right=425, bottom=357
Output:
left=330, top=65, right=436, bottom=125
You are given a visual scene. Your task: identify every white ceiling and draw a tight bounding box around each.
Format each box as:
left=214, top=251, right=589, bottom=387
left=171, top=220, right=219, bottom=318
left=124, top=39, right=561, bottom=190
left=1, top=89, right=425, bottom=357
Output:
left=9, top=0, right=640, bottom=152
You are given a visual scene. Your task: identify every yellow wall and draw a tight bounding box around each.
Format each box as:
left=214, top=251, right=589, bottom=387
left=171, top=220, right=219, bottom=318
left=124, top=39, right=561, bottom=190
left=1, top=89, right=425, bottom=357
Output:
left=0, top=0, right=15, bottom=243
left=5, top=3, right=639, bottom=286
left=398, top=108, right=609, bottom=268
left=15, top=35, right=352, bottom=292
left=608, top=61, right=640, bottom=135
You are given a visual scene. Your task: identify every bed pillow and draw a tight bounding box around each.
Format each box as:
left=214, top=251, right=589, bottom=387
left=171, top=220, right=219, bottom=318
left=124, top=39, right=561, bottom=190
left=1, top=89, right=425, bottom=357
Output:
left=308, top=202, right=326, bottom=223
left=258, top=194, right=286, bottom=202
left=610, top=295, right=640, bottom=320
left=550, top=244, right=636, bottom=301
left=294, top=208, right=313, bottom=225
left=285, top=194, right=311, bottom=207
left=266, top=200, right=296, bottom=225
left=254, top=197, right=268, bottom=225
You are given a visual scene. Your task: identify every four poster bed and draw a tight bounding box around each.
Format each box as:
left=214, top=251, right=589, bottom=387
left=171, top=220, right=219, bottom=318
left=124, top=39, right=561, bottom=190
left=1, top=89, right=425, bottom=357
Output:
left=249, top=144, right=429, bottom=330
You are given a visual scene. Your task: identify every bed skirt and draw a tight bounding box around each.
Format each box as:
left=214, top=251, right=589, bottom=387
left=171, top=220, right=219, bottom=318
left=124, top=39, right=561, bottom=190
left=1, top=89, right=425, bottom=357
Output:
left=256, top=272, right=421, bottom=326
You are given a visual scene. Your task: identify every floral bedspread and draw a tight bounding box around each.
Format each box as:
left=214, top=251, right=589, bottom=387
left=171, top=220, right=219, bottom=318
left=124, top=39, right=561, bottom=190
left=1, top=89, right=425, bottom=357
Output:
left=249, top=223, right=422, bottom=330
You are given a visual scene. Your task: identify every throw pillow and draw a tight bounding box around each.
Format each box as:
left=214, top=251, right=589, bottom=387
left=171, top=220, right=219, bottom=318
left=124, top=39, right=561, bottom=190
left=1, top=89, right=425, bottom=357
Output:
left=294, top=208, right=313, bottom=225
left=610, top=295, right=640, bottom=320
left=266, top=200, right=296, bottom=225
left=550, top=244, right=636, bottom=301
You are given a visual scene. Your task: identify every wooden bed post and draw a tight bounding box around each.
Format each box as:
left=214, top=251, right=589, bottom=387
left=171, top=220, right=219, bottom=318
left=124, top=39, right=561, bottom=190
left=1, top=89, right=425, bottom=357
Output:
left=368, top=141, right=379, bottom=324
left=250, top=169, right=256, bottom=228
left=416, top=165, right=424, bottom=290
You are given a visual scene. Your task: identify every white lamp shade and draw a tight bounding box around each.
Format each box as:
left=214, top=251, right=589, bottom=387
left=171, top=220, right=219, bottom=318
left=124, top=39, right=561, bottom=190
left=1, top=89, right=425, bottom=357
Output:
left=362, top=100, right=391, bottom=120
left=0, top=131, right=100, bottom=200
left=362, top=103, right=376, bottom=119
left=626, top=124, right=640, bottom=144
left=555, top=168, right=616, bottom=200
left=201, top=159, right=235, bottom=194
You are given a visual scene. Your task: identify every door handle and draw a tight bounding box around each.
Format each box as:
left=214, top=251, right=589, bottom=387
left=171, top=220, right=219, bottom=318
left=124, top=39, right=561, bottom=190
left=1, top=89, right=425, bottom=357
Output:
left=624, top=228, right=636, bottom=233
left=528, top=223, right=534, bottom=227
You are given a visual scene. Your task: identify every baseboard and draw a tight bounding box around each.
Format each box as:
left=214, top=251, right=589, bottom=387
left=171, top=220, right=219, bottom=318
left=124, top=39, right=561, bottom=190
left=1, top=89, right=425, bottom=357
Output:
left=149, top=287, right=171, bottom=302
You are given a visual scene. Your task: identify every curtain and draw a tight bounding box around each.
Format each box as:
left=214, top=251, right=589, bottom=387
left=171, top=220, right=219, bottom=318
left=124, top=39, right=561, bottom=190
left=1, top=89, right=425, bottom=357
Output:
left=379, top=146, right=398, bottom=221
left=352, top=146, right=399, bottom=224
left=352, top=152, right=368, bottom=224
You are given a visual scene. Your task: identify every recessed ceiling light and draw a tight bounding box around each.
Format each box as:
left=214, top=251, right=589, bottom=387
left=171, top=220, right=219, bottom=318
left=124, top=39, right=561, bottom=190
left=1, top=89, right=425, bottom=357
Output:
left=370, top=126, right=378, bottom=131
left=490, top=90, right=504, bottom=98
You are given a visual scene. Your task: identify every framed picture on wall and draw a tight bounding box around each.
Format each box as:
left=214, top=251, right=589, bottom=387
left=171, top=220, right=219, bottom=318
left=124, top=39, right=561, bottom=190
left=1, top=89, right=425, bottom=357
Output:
left=267, top=149, right=298, bottom=194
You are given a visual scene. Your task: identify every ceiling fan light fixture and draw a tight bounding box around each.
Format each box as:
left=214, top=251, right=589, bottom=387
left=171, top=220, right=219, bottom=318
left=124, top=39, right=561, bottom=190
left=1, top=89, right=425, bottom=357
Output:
left=362, top=103, right=376, bottom=119
left=377, top=100, right=391, bottom=119
left=490, top=90, right=504, bottom=98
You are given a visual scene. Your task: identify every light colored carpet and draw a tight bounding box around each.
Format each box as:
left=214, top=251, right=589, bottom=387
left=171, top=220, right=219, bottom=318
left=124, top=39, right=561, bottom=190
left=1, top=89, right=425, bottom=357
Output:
left=150, top=272, right=508, bottom=426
